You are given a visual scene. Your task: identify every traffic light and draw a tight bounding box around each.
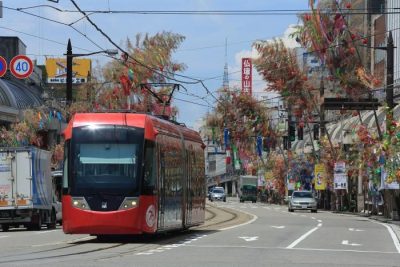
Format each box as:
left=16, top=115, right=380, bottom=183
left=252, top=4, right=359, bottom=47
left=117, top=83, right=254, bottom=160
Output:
left=297, top=126, right=303, bottom=140
left=289, top=123, right=296, bottom=142
left=313, top=124, right=319, bottom=140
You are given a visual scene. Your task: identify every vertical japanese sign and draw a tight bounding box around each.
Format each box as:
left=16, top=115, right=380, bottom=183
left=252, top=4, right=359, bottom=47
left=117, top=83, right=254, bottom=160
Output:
left=241, top=58, right=252, bottom=95
left=333, top=161, right=347, bottom=190
left=314, top=163, right=326, bottom=190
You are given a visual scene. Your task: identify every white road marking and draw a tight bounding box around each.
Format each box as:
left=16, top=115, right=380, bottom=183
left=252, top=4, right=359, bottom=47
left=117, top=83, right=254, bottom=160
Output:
left=379, top=223, right=400, bottom=253
left=185, top=244, right=398, bottom=254
left=289, top=247, right=397, bottom=254
left=271, top=226, right=285, bottom=229
left=286, top=227, right=319, bottom=249
left=317, top=223, right=322, bottom=227
left=349, top=228, right=364, bottom=232
left=311, top=217, right=316, bottom=220
left=35, top=230, right=59, bottom=234
left=239, top=236, right=258, bottom=242
left=32, top=241, right=64, bottom=247
left=136, top=252, right=153, bottom=255
left=317, top=219, right=322, bottom=223
left=342, top=240, right=362, bottom=246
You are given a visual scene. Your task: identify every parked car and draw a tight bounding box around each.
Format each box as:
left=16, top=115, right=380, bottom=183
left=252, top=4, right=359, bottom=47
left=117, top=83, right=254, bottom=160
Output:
left=288, top=190, right=317, bottom=213
left=207, top=188, right=213, bottom=200
left=210, top=187, right=226, bottom=202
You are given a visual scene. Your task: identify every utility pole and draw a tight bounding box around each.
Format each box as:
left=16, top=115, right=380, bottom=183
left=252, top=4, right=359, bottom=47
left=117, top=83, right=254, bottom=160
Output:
left=66, top=39, right=73, bottom=106
left=387, top=31, right=394, bottom=110
left=319, top=78, right=325, bottom=136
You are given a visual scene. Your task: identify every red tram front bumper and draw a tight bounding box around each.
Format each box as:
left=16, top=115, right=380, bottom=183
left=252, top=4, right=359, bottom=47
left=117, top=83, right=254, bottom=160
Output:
left=62, top=195, right=154, bottom=235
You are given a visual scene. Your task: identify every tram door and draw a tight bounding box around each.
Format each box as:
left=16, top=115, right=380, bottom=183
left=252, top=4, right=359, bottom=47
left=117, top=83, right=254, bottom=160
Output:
left=157, top=139, right=165, bottom=230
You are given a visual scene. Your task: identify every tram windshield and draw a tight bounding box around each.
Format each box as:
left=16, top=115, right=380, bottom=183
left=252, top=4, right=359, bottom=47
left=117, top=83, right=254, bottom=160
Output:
left=69, top=125, right=144, bottom=196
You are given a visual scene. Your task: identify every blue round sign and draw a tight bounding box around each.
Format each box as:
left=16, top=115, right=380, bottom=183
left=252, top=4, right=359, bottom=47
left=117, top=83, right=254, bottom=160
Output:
left=0, top=56, right=7, bottom=77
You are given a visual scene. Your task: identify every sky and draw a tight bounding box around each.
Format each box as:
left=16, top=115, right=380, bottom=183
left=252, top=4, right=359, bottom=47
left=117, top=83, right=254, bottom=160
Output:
left=1, top=0, right=310, bottom=130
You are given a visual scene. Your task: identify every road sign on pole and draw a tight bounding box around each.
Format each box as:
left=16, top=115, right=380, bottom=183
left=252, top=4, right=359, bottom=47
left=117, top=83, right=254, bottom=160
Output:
left=10, top=55, right=33, bottom=79
left=0, top=56, right=7, bottom=77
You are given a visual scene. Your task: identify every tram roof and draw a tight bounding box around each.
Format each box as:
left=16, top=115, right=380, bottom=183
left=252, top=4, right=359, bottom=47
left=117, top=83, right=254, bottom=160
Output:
left=64, top=112, right=203, bottom=144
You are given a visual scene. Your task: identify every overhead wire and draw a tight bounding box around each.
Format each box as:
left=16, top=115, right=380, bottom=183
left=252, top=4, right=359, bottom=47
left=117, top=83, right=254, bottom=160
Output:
left=0, top=26, right=95, bottom=53
left=3, top=5, right=106, bottom=51
left=6, top=3, right=400, bottom=108
left=69, top=0, right=221, bottom=104
left=11, top=5, right=400, bottom=16
left=4, top=3, right=220, bottom=104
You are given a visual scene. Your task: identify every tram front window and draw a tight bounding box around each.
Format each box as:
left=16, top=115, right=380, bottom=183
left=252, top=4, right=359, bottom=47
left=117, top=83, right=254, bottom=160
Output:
left=70, top=125, right=144, bottom=196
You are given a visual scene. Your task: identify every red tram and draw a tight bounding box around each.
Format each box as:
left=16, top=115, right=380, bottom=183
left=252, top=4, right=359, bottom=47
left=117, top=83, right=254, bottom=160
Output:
left=62, top=112, right=206, bottom=235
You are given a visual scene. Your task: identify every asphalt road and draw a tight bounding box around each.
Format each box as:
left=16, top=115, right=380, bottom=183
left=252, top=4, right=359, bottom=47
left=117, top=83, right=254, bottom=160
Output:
left=0, top=199, right=399, bottom=267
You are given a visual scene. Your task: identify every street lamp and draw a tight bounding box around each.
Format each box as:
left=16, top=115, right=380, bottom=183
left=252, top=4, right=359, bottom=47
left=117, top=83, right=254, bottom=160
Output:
left=65, top=38, right=118, bottom=105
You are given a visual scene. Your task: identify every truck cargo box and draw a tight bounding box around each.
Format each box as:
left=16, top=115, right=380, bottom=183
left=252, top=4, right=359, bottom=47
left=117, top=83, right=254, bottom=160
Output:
left=0, top=147, right=55, bottom=231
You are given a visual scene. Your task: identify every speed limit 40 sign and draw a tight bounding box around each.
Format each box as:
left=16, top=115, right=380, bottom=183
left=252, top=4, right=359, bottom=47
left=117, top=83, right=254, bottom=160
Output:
left=10, top=55, right=33, bottom=79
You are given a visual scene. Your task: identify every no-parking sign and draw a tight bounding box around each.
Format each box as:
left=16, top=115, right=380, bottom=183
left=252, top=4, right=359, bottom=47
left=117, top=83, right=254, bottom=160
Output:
left=10, top=55, right=33, bottom=79
left=0, top=56, right=7, bottom=77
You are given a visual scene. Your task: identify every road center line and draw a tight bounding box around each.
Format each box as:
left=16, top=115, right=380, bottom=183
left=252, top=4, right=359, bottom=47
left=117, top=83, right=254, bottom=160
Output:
left=286, top=227, right=319, bottom=249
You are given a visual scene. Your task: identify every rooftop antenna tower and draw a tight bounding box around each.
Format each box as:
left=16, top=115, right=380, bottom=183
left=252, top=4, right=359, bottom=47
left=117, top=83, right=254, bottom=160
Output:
left=222, top=38, right=229, bottom=91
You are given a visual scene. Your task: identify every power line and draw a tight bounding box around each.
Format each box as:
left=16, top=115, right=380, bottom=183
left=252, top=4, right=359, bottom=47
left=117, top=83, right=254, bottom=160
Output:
left=174, top=97, right=213, bottom=108
left=3, top=5, right=105, bottom=52
left=68, top=0, right=221, bottom=104
left=0, top=26, right=95, bottom=53
left=11, top=5, right=400, bottom=16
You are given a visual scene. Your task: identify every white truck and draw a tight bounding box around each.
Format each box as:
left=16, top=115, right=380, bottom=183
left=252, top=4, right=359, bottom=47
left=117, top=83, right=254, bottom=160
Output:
left=0, top=147, right=57, bottom=231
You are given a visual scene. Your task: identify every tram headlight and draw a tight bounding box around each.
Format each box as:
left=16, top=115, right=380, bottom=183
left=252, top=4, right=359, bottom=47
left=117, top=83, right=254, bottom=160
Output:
left=119, top=197, right=139, bottom=210
left=71, top=197, right=91, bottom=210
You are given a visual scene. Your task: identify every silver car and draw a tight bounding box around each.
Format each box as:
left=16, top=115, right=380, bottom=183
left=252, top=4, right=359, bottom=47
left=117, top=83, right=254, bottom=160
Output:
left=210, top=187, right=226, bottom=202
left=288, top=191, right=317, bottom=213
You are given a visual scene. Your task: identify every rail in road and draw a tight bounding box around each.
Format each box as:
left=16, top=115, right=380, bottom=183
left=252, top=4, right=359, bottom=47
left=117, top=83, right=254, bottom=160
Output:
left=0, top=202, right=249, bottom=265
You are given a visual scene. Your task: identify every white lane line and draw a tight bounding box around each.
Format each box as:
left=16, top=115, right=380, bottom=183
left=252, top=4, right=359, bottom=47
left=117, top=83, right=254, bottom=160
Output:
left=380, top=223, right=400, bottom=253
left=271, top=225, right=285, bottom=229
left=185, top=244, right=398, bottom=254
left=35, top=230, right=59, bottom=234
left=318, top=223, right=322, bottom=227
left=317, top=219, right=322, bottom=223
left=32, top=241, right=65, bottom=247
left=311, top=217, right=316, bottom=220
left=289, top=247, right=398, bottom=254
left=0, top=236, right=8, bottom=238
left=286, top=227, right=319, bottom=249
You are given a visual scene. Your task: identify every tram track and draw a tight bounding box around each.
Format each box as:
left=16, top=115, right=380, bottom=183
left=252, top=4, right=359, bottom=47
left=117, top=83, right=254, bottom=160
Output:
left=95, top=203, right=253, bottom=262
left=0, top=202, right=252, bottom=264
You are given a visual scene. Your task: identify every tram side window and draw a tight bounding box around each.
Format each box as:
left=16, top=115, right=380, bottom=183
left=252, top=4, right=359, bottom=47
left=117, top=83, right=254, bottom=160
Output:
left=143, top=140, right=156, bottom=195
